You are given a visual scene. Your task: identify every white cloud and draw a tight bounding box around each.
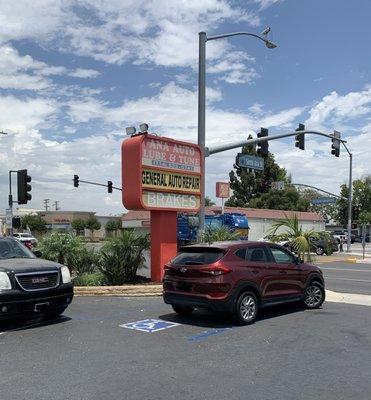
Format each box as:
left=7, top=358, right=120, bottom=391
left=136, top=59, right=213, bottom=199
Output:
left=0, top=0, right=263, bottom=85
left=69, top=68, right=100, bottom=79
left=0, top=45, right=101, bottom=91
left=0, top=96, right=57, bottom=133
left=306, top=87, right=371, bottom=130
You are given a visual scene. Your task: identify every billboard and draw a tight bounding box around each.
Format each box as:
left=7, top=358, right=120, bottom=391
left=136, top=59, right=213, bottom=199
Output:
left=122, top=134, right=203, bottom=211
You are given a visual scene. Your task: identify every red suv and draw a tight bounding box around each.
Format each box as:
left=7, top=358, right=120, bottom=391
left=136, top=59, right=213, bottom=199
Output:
left=163, top=241, right=325, bottom=325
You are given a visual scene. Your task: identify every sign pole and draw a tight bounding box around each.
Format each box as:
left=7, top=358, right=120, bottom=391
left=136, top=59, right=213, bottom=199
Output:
left=150, top=211, right=178, bottom=282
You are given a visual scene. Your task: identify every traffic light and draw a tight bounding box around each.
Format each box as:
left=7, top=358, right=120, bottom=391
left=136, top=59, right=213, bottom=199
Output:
left=17, top=169, right=32, bottom=204
left=12, top=216, right=21, bottom=229
left=331, top=130, right=341, bottom=157
left=257, top=127, right=269, bottom=157
left=73, top=175, right=79, bottom=187
left=107, top=180, right=113, bottom=193
left=295, top=123, right=305, bottom=150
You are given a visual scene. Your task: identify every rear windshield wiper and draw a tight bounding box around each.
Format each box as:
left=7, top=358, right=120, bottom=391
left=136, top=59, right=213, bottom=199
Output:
left=184, top=261, right=204, bottom=265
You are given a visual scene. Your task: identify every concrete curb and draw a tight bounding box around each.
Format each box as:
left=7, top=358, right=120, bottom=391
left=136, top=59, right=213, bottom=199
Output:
left=326, top=290, right=371, bottom=307
left=75, top=284, right=163, bottom=297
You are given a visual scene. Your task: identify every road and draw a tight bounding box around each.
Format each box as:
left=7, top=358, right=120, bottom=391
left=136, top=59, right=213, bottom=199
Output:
left=318, top=261, right=371, bottom=295
left=1, top=293, right=371, bottom=400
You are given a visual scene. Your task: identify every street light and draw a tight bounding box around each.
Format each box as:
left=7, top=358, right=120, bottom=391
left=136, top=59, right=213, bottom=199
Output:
left=197, top=29, right=277, bottom=236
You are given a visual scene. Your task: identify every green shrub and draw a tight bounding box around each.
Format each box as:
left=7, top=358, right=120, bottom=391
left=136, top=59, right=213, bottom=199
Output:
left=201, top=226, right=240, bottom=244
left=73, top=247, right=99, bottom=274
left=98, top=230, right=149, bottom=285
left=38, top=232, right=96, bottom=272
left=73, top=272, right=106, bottom=286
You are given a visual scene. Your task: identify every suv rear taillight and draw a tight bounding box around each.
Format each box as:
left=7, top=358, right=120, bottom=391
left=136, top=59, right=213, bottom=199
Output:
left=199, top=265, right=231, bottom=276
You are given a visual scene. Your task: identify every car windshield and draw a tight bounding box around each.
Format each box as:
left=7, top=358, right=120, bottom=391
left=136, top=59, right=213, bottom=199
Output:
left=0, top=238, right=35, bottom=259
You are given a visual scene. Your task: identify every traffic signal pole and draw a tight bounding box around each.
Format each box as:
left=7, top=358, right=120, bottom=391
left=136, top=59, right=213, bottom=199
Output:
left=206, top=130, right=345, bottom=156
left=205, top=129, right=353, bottom=251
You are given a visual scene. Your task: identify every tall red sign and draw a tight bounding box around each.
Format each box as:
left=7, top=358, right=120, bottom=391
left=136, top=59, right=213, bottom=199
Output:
left=122, top=134, right=203, bottom=281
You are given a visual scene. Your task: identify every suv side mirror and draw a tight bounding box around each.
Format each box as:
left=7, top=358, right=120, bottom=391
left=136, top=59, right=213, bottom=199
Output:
left=33, top=250, right=42, bottom=258
left=295, top=256, right=303, bottom=264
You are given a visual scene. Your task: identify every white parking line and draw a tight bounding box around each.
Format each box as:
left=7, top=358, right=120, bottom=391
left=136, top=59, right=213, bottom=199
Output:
left=326, top=277, right=371, bottom=283
left=322, top=268, right=371, bottom=272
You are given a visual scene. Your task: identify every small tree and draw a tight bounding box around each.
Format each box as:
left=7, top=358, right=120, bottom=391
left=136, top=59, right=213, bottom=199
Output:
left=98, top=230, right=149, bottom=284
left=21, top=214, right=47, bottom=232
left=268, top=214, right=320, bottom=262
left=85, top=216, right=101, bottom=240
left=205, top=196, right=216, bottom=206
left=71, top=219, right=86, bottom=236
left=105, top=220, right=122, bottom=237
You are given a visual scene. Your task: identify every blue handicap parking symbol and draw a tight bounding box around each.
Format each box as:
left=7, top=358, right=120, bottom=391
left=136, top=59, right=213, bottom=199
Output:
left=119, top=319, right=180, bottom=333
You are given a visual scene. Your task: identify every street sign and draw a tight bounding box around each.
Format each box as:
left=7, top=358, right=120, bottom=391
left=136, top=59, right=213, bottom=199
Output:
left=237, top=154, right=264, bottom=171
left=271, top=181, right=285, bottom=190
left=216, top=182, right=230, bottom=198
left=311, top=197, right=336, bottom=205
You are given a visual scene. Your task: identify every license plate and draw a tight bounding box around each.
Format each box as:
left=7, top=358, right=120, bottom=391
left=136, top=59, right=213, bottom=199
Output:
left=34, top=302, right=50, bottom=312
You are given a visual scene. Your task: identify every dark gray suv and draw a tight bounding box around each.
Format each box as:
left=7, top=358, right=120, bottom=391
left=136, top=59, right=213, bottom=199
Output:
left=0, top=237, right=73, bottom=321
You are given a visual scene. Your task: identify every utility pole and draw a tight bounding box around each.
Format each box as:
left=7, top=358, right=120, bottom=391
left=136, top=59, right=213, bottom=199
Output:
left=43, top=199, right=50, bottom=211
left=54, top=200, right=60, bottom=211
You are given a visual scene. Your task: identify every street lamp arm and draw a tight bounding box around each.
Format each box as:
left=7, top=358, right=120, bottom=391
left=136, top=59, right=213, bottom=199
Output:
left=207, top=32, right=277, bottom=48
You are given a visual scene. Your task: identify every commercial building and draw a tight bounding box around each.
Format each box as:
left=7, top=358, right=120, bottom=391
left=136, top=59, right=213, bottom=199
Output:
left=122, top=206, right=325, bottom=240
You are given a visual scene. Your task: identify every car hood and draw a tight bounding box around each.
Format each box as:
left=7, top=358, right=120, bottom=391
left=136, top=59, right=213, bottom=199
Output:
left=0, top=258, right=62, bottom=273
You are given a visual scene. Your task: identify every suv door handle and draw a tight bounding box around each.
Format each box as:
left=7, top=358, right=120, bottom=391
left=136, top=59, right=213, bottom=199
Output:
left=279, top=269, right=287, bottom=274
left=251, top=269, right=259, bottom=274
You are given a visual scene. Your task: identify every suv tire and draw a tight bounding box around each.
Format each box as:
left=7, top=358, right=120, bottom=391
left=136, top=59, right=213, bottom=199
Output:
left=316, top=246, right=325, bottom=256
left=172, top=305, right=194, bottom=316
left=303, top=282, right=325, bottom=309
left=235, top=291, right=258, bottom=325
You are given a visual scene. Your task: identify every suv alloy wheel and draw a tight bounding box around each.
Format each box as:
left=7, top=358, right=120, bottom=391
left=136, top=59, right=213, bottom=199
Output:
left=304, top=282, right=325, bottom=309
left=235, top=291, right=258, bottom=325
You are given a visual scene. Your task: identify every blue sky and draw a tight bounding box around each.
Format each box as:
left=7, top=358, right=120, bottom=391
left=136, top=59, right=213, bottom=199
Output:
left=0, top=0, right=370, bottom=214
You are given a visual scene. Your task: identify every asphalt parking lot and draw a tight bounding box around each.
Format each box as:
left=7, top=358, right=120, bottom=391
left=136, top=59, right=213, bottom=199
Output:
left=1, top=295, right=370, bottom=400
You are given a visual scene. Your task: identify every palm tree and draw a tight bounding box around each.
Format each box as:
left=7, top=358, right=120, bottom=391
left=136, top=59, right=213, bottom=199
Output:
left=268, top=214, right=320, bottom=262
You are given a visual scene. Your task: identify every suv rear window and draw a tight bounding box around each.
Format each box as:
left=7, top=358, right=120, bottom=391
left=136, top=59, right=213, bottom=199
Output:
left=171, top=248, right=224, bottom=265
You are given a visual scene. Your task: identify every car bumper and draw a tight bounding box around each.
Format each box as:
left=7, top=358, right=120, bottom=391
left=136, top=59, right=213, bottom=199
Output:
left=0, top=284, right=73, bottom=320
left=163, top=292, right=235, bottom=313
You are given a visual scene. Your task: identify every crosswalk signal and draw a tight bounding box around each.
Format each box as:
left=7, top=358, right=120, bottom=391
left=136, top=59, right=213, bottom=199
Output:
left=73, top=175, right=79, bottom=187
left=331, top=131, right=341, bottom=157
left=295, top=123, right=305, bottom=150
left=17, top=169, right=32, bottom=204
left=257, top=127, right=269, bottom=157
left=107, top=181, right=113, bottom=193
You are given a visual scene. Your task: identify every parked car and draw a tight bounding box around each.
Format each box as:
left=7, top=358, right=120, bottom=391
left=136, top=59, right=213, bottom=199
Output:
left=0, top=237, right=73, bottom=321
left=13, top=232, right=38, bottom=246
left=258, top=234, right=291, bottom=249
left=329, top=230, right=355, bottom=244
left=310, top=234, right=339, bottom=255
left=163, top=241, right=325, bottom=325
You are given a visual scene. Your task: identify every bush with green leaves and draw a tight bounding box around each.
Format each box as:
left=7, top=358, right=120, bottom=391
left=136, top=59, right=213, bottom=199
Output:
left=73, top=272, right=106, bottom=286
left=201, top=226, right=241, bottom=244
left=38, top=232, right=97, bottom=273
left=98, top=230, right=149, bottom=284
